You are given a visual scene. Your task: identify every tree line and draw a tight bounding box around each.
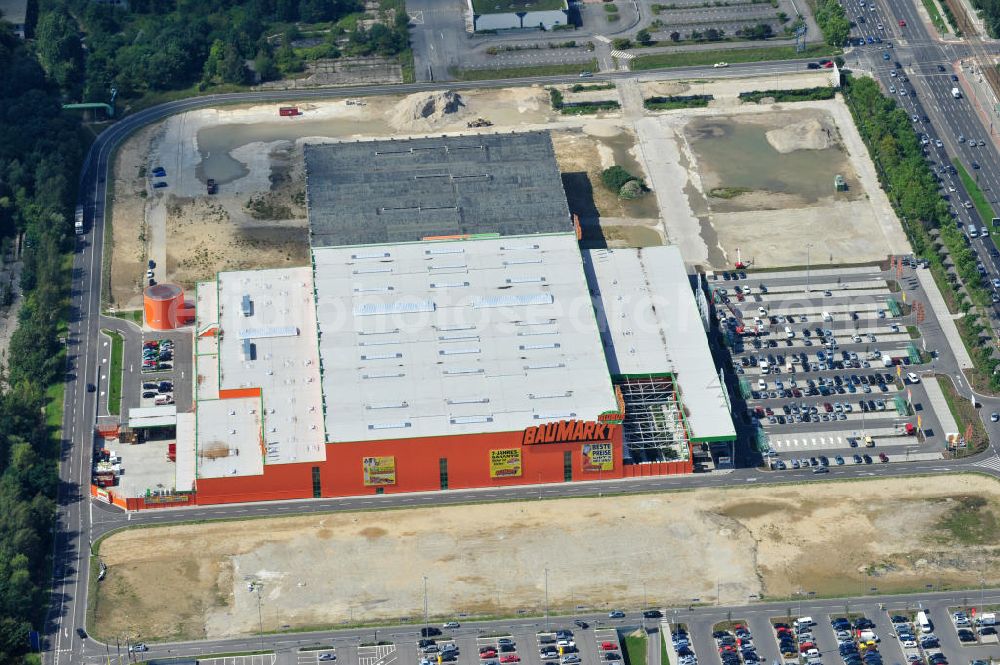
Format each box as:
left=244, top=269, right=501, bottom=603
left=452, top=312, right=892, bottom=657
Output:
left=969, top=0, right=1000, bottom=37
left=814, top=0, right=851, bottom=46
left=0, top=21, right=85, bottom=664
left=34, top=0, right=410, bottom=102
left=844, top=76, right=1000, bottom=391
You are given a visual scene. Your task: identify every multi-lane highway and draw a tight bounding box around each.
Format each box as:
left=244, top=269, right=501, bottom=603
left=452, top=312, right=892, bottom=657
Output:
left=43, top=40, right=1000, bottom=665
left=846, top=0, right=1000, bottom=314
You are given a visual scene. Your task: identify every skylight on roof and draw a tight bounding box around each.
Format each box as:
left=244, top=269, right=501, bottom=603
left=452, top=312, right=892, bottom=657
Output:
left=353, top=300, right=435, bottom=316
left=473, top=293, right=553, bottom=309
left=449, top=415, right=494, bottom=425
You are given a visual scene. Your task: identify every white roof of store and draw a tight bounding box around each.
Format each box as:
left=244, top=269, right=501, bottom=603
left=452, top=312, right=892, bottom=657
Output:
left=128, top=405, right=177, bottom=428
left=129, top=405, right=177, bottom=419
left=214, top=267, right=326, bottom=465
left=313, top=234, right=617, bottom=442
left=584, top=246, right=735, bottom=442
left=175, top=412, right=196, bottom=491
left=195, top=398, right=265, bottom=479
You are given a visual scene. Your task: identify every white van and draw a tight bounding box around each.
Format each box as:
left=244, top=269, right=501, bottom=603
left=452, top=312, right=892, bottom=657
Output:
left=785, top=326, right=794, bottom=338
left=796, top=617, right=815, bottom=629
left=822, top=312, right=833, bottom=322
left=979, top=613, right=996, bottom=626
left=916, top=610, right=932, bottom=634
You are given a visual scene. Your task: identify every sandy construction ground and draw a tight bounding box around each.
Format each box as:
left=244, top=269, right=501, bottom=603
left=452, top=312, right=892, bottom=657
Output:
left=93, top=474, right=1000, bottom=642
left=106, top=70, right=905, bottom=309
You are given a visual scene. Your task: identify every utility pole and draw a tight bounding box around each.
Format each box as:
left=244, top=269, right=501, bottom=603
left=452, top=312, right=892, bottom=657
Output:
left=254, top=582, right=264, bottom=653
left=806, top=243, right=814, bottom=293
left=544, top=567, right=550, bottom=632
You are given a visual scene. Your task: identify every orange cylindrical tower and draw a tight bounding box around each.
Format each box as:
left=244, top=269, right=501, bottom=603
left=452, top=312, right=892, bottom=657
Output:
left=144, top=283, right=185, bottom=330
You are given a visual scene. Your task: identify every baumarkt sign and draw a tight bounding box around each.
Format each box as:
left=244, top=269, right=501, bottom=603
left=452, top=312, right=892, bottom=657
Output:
left=522, top=420, right=618, bottom=445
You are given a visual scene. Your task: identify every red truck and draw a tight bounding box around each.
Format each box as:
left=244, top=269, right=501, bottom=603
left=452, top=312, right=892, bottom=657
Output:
left=279, top=106, right=300, bottom=117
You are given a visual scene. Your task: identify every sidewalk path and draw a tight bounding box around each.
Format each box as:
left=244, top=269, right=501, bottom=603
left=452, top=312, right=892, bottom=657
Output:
left=648, top=627, right=662, bottom=665
left=914, top=268, right=974, bottom=369
left=923, top=376, right=961, bottom=434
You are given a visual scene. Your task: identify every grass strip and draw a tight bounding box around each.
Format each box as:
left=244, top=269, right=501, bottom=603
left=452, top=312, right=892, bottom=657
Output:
left=631, top=44, right=839, bottom=70
left=103, top=329, right=124, bottom=416
left=921, top=0, right=947, bottom=32
left=952, top=158, right=996, bottom=229
left=623, top=635, right=648, bottom=665
left=660, top=629, right=669, bottom=665
left=935, top=375, right=988, bottom=455
left=450, top=60, right=598, bottom=80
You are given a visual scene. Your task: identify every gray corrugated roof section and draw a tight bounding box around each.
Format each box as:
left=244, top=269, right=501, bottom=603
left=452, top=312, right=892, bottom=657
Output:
left=305, top=131, right=573, bottom=247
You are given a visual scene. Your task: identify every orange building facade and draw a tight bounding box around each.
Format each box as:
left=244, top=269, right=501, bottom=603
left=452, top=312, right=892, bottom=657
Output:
left=193, top=421, right=674, bottom=506
left=105, top=421, right=691, bottom=510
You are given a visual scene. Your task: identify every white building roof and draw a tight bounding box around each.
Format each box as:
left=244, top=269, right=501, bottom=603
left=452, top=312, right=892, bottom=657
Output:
left=213, top=266, right=326, bottom=466
left=128, top=405, right=177, bottom=428
left=195, top=398, right=265, bottom=479
left=584, top=246, right=735, bottom=442
left=175, top=412, right=197, bottom=491
left=313, top=234, right=618, bottom=443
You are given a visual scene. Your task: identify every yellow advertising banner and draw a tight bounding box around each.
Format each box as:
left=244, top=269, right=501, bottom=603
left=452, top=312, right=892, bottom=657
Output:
left=362, top=456, right=397, bottom=486
left=582, top=442, right=614, bottom=472
left=489, top=448, right=523, bottom=478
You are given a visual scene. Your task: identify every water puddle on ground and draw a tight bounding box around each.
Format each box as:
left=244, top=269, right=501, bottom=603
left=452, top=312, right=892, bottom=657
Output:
left=196, top=117, right=393, bottom=184
left=686, top=116, right=849, bottom=205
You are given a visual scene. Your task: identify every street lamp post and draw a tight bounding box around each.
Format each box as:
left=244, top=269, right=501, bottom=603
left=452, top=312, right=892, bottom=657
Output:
left=544, top=567, right=550, bottom=632
left=254, top=582, right=264, bottom=653
left=423, top=576, right=429, bottom=626
left=806, top=243, right=814, bottom=293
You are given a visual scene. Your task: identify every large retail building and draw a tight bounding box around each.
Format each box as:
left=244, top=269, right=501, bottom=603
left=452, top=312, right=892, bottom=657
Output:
left=154, top=132, right=734, bottom=506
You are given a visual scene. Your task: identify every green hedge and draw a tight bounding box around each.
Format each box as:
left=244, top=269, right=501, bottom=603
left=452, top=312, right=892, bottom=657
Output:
left=644, top=94, right=713, bottom=109
left=549, top=88, right=620, bottom=114
left=739, top=86, right=836, bottom=103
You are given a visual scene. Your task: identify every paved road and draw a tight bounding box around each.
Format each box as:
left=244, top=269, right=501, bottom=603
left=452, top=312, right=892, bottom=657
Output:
left=74, top=588, right=1000, bottom=664
left=45, top=53, right=1000, bottom=665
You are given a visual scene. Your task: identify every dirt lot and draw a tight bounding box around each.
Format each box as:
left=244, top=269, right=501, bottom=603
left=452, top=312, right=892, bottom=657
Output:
left=93, top=474, right=1000, bottom=642
left=105, top=70, right=907, bottom=308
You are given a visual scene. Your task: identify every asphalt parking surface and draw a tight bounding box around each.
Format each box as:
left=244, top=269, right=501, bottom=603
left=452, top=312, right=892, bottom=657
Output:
left=712, top=267, right=948, bottom=462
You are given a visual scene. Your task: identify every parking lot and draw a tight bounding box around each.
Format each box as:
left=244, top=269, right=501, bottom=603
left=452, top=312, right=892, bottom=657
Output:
left=713, top=265, right=951, bottom=467
left=670, top=598, right=1000, bottom=665
left=643, top=0, right=805, bottom=42
left=139, top=337, right=175, bottom=406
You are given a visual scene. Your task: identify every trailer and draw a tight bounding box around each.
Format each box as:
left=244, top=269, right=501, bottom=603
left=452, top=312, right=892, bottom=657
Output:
left=74, top=205, right=85, bottom=235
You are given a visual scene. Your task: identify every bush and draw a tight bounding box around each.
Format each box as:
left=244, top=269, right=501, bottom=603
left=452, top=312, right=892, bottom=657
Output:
left=601, top=166, right=647, bottom=197
left=739, top=86, right=836, bottom=103
left=601, top=165, right=635, bottom=192
left=644, top=94, right=713, bottom=109
left=620, top=180, right=645, bottom=199
left=612, top=37, right=632, bottom=49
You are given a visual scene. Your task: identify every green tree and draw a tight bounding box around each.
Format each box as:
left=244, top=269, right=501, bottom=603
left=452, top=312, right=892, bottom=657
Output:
left=612, top=37, right=632, bottom=49
left=635, top=28, right=652, bottom=44
left=34, top=9, right=83, bottom=92
left=254, top=48, right=279, bottom=81
left=203, top=39, right=248, bottom=84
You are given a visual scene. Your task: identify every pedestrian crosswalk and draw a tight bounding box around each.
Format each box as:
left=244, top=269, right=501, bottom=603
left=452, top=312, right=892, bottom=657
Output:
left=971, top=454, right=1000, bottom=472
left=610, top=49, right=635, bottom=60
left=771, top=435, right=847, bottom=449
